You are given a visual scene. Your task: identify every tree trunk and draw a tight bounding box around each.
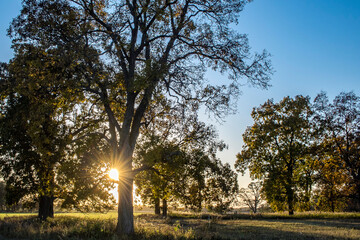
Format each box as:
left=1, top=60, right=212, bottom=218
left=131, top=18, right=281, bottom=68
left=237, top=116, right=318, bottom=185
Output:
left=286, top=166, right=295, bottom=215
left=330, top=189, right=335, bottom=212
left=162, top=198, right=167, bottom=217
left=356, top=184, right=360, bottom=210
left=116, top=147, right=134, bottom=235
left=38, top=195, right=54, bottom=221
left=116, top=176, right=134, bottom=235
left=154, top=197, right=160, bottom=215
left=287, top=187, right=294, bottom=215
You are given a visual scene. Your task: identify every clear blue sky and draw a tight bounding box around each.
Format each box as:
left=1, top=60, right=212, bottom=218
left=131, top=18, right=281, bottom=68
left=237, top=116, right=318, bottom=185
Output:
left=1, top=0, right=360, bottom=187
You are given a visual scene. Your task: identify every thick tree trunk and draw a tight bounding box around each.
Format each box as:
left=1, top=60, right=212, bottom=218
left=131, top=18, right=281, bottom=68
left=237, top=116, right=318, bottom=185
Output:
left=116, top=176, right=134, bottom=235
left=154, top=197, right=160, bottom=215
left=162, top=199, right=167, bottom=217
left=286, top=185, right=294, bottom=215
left=38, top=195, right=54, bottom=221
left=115, top=146, right=134, bottom=235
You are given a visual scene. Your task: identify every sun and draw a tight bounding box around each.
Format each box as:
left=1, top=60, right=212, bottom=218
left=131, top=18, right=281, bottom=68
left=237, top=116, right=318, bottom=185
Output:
left=109, top=168, right=119, bottom=181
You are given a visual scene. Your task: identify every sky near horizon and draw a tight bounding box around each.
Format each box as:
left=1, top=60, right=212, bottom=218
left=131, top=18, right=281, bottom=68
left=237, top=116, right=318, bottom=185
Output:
left=1, top=0, right=359, bottom=188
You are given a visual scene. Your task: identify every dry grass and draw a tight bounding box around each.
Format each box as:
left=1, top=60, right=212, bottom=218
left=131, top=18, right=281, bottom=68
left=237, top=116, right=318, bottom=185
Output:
left=0, top=212, right=359, bottom=239
left=192, top=218, right=360, bottom=239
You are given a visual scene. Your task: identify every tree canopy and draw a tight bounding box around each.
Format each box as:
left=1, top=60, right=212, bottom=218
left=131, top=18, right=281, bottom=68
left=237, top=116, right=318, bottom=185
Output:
left=313, top=91, right=360, bottom=210
left=235, top=96, right=313, bottom=215
left=0, top=45, right=115, bottom=219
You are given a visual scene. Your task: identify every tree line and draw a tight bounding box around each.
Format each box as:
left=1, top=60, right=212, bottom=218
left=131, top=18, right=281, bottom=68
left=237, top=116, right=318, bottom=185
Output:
left=236, top=93, right=360, bottom=214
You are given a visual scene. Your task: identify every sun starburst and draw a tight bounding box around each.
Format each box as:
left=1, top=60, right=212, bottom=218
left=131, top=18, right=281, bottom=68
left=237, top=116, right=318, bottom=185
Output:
left=109, top=168, right=119, bottom=181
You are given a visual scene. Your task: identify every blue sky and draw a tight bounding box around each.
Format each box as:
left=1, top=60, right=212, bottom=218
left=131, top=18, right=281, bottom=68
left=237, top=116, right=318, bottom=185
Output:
left=207, top=0, right=360, bottom=187
left=1, top=0, right=360, bottom=187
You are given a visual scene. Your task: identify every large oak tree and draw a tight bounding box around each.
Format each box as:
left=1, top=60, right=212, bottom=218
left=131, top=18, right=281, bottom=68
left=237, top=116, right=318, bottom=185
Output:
left=9, top=0, right=272, bottom=234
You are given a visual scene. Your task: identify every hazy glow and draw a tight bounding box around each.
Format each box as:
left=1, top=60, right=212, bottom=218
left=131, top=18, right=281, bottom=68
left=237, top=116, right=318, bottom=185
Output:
left=109, top=183, right=143, bottom=206
left=109, top=168, right=119, bottom=181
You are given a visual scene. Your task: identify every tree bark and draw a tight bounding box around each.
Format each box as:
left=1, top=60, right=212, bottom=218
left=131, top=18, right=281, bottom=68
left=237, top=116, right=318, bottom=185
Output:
left=116, top=146, right=134, bottom=235
left=162, top=198, right=167, bottom=217
left=38, top=195, right=54, bottom=221
left=154, top=197, right=160, bottom=215
left=116, top=177, right=134, bottom=235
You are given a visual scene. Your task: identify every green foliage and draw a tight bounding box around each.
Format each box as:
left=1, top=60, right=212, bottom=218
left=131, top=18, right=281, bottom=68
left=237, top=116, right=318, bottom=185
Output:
left=135, top=106, right=236, bottom=215
left=135, top=143, right=238, bottom=215
left=236, top=92, right=360, bottom=213
left=312, top=91, right=360, bottom=211
left=236, top=96, right=314, bottom=214
left=0, top=43, right=115, bottom=218
left=176, top=150, right=238, bottom=213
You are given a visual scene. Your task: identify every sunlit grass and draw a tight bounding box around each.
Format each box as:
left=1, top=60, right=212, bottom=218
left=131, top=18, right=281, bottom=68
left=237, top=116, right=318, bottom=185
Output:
left=0, top=212, right=37, bottom=219
left=0, top=212, right=359, bottom=239
left=55, top=211, right=118, bottom=219
left=0, top=211, right=144, bottom=220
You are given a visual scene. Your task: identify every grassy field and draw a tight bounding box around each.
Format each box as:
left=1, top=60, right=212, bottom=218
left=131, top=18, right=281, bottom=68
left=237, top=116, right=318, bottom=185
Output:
left=0, top=211, right=359, bottom=239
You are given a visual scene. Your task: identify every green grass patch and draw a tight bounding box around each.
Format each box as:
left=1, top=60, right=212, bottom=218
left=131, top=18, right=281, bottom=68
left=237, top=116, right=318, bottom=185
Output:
left=0, top=212, right=37, bottom=219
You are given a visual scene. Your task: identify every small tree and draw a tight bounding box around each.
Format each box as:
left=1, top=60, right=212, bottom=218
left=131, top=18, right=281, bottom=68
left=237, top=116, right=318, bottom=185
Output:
left=239, top=182, right=263, bottom=213
left=176, top=150, right=238, bottom=213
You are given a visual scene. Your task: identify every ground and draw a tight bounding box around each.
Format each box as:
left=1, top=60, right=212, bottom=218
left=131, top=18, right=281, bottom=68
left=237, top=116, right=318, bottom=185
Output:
left=0, top=211, right=359, bottom=239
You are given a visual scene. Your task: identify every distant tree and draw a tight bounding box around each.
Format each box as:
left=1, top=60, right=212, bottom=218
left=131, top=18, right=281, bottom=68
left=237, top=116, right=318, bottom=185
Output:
left=176, top=149, right=238, bottom=213
left=313, top=92, right=360, bottom=210
left=236, top=96, right=314, bottom=215
left=10, top=0, right=272, bottom=234
left=135, top=142, right=185, bottom=217
left=239, top=182, right=263, bottom=214
left=205, top=160, right=238, bottom=213
left=135, top=109, right=235, bottom=216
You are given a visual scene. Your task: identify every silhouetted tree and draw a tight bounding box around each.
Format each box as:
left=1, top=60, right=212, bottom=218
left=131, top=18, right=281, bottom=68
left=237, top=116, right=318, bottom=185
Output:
left=239, top=182, right=263, bottom=213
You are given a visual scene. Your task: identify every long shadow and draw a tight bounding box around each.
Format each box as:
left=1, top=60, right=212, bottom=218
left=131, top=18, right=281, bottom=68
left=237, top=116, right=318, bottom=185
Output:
left=210, top=222, right=359, bottom=240
left=262, top=218, right=360, bottom=230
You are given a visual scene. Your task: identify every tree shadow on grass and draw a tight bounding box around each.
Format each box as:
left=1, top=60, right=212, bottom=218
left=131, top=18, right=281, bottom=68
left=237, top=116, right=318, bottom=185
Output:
left=204, top=220, right=360, bottom=240
left=264, top=218, right=360, bottom=230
